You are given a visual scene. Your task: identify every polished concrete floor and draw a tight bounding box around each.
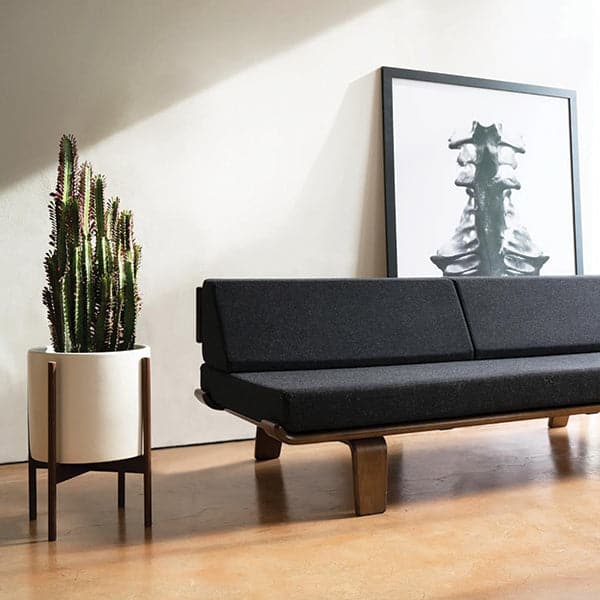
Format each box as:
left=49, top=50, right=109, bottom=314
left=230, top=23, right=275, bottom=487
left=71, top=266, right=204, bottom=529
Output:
left=2, top=415, right=600, bottom=599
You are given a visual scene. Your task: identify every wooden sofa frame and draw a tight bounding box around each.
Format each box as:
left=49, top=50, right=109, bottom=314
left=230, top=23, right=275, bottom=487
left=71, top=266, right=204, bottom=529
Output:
left=196, top=389, right=600, bottom=516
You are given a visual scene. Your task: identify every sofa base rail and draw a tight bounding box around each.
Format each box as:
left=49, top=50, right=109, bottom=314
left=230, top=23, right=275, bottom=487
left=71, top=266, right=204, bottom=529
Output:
left=194, top=389, right=600, bottom=516
left=194, top=389, right=600, bottom=443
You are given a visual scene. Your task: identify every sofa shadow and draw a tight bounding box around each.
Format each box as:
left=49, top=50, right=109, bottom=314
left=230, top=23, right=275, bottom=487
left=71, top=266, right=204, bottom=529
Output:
left=197, top=70, right=386, bottom=277
left=1, top=421, right=593, bottom=553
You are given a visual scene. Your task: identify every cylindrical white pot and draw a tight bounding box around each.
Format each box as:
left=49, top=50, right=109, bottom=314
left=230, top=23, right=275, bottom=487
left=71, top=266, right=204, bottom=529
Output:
left=28, top=345, right=151, bottom=463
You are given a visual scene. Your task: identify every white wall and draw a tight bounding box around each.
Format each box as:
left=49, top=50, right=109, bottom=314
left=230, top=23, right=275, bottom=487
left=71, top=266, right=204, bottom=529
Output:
left=1, top=0, right=598, bottom=463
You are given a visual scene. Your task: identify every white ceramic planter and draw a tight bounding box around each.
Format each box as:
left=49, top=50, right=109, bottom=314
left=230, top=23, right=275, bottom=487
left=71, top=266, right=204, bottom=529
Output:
left=28, top=345, right=151, bottom=463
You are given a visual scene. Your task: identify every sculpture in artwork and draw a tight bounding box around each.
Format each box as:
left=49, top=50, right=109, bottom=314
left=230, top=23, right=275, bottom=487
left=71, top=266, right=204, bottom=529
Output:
left=431, top=121, right=549, bottom=276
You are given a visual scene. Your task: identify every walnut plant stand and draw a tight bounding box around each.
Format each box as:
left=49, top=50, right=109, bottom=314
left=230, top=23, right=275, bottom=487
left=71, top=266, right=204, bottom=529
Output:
left=28, top=357, right=152, bottom=541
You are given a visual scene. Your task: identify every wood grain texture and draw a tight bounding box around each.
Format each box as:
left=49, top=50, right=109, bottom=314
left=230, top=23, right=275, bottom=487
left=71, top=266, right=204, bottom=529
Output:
left=348, top=437, right=388, bottom=516
left=28, top=452, right=36, bottom=521
left=118, top=472, right=125, bottom=508
left=47, top=361, right=57, bottom=541
left=5, top=417, right=600, bottom=599
left=549, top=416, right=570, bottom=428
left=254, top=405, right=600, bottom=445
left=195, top=390, right=600, bottom=445
left=254, top=427, right=282, bottom=461
left=142, top=356, right=152, bottom=528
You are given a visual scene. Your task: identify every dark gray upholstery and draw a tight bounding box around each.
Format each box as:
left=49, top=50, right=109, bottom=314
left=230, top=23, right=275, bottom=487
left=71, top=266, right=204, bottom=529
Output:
left=454, top=277, right=600, bottom=359
left=198, top=277, right=600, bottom=434
left=201, top=279, right=473, bottom=372
left=201, top=353, right=600, bottom=433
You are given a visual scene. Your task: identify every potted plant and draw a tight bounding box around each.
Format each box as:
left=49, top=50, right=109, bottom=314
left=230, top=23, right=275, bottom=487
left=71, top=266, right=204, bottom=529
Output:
left=27, top=135, right=151, bottom=539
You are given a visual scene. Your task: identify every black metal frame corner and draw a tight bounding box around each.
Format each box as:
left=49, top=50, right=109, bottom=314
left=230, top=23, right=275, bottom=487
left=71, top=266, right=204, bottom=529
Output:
left=380, top=66, right=583, bottom=277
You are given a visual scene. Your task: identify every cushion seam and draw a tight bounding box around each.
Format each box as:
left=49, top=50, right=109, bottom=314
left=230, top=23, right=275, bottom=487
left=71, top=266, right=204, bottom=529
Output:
left=451, top=278, right=477, bottom=360
left=212, top=284, right=232, bottom=372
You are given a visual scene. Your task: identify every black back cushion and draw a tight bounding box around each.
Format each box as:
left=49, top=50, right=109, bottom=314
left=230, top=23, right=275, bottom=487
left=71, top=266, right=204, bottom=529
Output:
left=200, top=279, right=473, bottom=372
left=454, top=276, right=600, bottom=359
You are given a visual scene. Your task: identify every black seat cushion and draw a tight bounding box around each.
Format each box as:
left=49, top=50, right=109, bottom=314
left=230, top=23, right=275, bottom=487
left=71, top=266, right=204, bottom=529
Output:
left=200, top=278, right=473, bottom=372
left=201, top=353, right=600, bottom=433
left=454, top=276, right=600, bottom=359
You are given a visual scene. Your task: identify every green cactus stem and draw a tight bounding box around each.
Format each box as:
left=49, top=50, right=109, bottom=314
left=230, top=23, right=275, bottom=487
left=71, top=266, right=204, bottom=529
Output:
left=42, top=135, right=142, bottom=352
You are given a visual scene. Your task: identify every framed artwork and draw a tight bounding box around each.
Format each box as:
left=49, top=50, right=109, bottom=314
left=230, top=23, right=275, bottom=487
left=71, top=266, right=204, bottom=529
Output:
left=381, top=67, right=582, bottom=277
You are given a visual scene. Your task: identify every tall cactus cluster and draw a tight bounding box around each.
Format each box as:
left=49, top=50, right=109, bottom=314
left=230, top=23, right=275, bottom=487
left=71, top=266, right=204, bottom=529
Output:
left=43, top=134, right=142, bottom=352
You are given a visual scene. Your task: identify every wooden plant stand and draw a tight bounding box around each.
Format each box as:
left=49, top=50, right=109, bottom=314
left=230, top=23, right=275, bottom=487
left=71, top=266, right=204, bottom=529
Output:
left=28, top=357, right=152, bottom=541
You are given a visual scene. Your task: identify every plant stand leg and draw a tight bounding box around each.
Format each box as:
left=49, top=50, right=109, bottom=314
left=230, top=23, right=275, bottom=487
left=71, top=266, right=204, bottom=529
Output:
left=31, top=357, right=152, bottom=541
left=347, top=437, right=388, bottom=516
left=28, top=456, right=37, bottom=521
left=118, top=472, right=125, bottom=508
left=47, top=361, right=57, bottom=541
left=549, top=416, right=569, bottom=428
left=142, top=357, right=152, bottom=528
left=255, top=427, right=282, bottom=461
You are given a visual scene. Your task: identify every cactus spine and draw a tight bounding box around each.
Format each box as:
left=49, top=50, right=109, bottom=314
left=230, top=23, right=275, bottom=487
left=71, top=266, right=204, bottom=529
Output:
left=43, top=135, right=142, bottom=352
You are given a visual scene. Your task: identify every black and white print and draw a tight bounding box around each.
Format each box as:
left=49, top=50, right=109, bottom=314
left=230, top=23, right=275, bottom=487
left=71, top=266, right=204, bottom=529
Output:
left=382, top=68, right=582, bottom=277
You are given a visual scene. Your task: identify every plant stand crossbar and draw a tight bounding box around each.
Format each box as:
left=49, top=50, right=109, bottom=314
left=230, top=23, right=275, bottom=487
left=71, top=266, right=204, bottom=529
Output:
left=28, top=357, right=152, bottom=541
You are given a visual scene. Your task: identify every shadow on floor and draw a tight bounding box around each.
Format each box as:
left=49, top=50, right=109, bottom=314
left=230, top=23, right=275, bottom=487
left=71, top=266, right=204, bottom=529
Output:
left=1, top=418, right=598, bottom=551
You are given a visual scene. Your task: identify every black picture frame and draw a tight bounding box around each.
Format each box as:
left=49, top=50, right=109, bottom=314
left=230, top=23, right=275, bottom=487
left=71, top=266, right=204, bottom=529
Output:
left=381, top=66, right=583, bottom=277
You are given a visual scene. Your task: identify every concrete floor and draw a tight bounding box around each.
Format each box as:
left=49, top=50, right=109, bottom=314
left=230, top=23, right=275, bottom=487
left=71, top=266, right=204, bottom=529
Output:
left=2, top=415, right=600, bottom=599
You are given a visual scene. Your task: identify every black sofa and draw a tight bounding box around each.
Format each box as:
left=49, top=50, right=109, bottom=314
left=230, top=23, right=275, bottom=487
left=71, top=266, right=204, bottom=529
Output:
left=196, top=277, right=600, bottom=516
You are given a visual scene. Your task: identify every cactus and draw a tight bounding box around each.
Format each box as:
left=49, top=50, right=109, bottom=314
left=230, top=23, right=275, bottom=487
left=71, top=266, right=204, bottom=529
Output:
left=43, top=134, right=142, bottom=352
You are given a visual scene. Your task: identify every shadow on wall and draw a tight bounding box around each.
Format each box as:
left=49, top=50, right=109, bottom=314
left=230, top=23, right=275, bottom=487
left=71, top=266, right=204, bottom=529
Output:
left=203, top=70, right=387, bottom=277
left=356, top=72, right=386, bottom=277
left=0, top=0, right=388, bottom=191
left=134, top=70, right=386, bottom=448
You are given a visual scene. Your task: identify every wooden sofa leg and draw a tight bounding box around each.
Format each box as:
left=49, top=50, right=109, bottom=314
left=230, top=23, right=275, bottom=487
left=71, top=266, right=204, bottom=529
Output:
left=348, top=437, right=387, bottom=516
left=549, top=416, right=569, bottom=428
left=255, top=427, right=282, bottom=461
